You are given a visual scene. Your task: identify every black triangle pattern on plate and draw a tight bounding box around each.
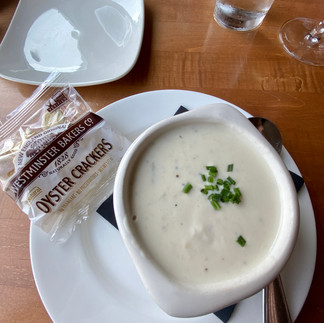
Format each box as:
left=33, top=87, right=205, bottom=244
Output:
left=96, top=105, right=304, bottom=323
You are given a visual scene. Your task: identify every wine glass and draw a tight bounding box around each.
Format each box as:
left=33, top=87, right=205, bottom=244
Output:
left=279, top=18, right=324, bottom=66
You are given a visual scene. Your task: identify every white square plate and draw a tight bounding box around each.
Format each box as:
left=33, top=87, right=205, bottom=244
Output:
left=0, top=0, right=144, bottom=86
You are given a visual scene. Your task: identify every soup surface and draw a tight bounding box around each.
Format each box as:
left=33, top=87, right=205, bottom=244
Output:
left=129, top=122, right=280, bottom=285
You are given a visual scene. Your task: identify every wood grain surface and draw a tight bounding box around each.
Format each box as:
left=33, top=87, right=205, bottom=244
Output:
left=0, top=0, right=323, bottom=322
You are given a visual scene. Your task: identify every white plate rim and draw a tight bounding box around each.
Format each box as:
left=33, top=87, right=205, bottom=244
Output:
left=29, top=89, right=317, bottom=323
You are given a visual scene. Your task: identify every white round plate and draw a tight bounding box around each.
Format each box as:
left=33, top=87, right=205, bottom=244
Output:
left=30, top=90, right=317, bottom=323
left=0, top=0, right=144, bottom=86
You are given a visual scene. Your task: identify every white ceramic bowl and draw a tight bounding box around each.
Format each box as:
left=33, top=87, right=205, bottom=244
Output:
left=113, top=103, right=299, bottom=317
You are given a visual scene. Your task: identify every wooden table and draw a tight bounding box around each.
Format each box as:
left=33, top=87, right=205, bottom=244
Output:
left=0, top=0, right=323, bottom=322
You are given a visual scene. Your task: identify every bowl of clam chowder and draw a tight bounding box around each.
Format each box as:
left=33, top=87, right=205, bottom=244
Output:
left=113, top=103, right=299, bottom=317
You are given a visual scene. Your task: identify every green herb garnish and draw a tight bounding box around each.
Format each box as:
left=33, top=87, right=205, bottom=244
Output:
left=227, top=176, right=236, bottom=185
left=200, top=188, right=208, bottom=194
left=200, top=164, right=242, bottom=211
left=182, top=164, right=242, bottom=209
left=206, top=165, right=218, bottom=177
left=208, top=193, right=221, bottom=202
left=204, top=185, right=214, bottom=191
left=206, top=165, right=217, bottom=173
left=216, top=178, right=224, bottom=185
left=210, top=200, right=221, bottom=210
left=234, top=187, right=241, bottom=196
left=237, top=235, right=246, bottom=247
left=182, top=183, right=192, bottom=193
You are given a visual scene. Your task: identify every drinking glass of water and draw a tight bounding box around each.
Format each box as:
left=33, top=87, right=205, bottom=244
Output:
left=213, top=0, right=275, bottom=31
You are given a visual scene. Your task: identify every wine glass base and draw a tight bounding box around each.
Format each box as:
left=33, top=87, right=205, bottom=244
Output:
left=279, top=18, right=324, bottom=66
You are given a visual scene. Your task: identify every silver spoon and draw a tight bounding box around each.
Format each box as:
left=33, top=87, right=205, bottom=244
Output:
left=249, top=117, right=292, bottom=323
left=249, top=117, right=282, bottom=155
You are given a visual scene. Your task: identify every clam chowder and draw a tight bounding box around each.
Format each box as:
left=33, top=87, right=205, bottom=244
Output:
left=129, top=122, right=280, bottom=285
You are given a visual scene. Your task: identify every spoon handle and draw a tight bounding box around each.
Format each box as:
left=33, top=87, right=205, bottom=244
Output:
left=263, top=275, right=292, bottom=323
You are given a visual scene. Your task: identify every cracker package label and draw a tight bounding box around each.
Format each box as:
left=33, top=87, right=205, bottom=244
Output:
left=0, top=74, right=130, bottom=243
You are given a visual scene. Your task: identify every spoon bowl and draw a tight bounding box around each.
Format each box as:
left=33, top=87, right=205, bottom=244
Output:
left=249, top=117, right=283, bottom=155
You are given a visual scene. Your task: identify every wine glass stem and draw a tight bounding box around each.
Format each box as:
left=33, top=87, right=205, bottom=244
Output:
left=305, top=20, right=324, bottom=44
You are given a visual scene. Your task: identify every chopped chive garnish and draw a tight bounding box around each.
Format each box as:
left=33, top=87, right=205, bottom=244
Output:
left=208, top=193, right=221, bottom=202
left=234, top=188, right=241, bottom=197
left=221, top=196, right=229, bottom=202
left=210, top=200, right=221, bottom=210
left=208, top=175, right=214, bottom=183
left=231, top=194, right=241, bottom=204
left=223, top=181, right=231, bottom=189
left=189, top=164, right=242, bottom=211
left=227, top=176, right=236, bottom=185
left=206, top=166, right=217, bottom=173
left=182, top=183, right=192, bottom=193
left=221, top=188, right=230, bottom=195
left=237, top=235, right=246, bottom=247
left=200, top=188, right=208, bottom=194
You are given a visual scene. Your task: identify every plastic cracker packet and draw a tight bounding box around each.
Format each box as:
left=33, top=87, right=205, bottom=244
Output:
left=0, top=73, right=131, bottom=243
